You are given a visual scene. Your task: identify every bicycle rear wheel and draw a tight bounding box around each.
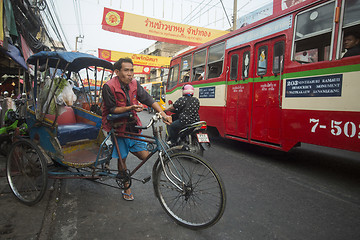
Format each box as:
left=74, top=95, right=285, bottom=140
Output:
left=6, top=139, right=48, bottom=206
left=154, top=152, right=226, bottom=229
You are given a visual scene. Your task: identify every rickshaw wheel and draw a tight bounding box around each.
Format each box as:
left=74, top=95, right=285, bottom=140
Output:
left=6, top=138, right=48, bottom=206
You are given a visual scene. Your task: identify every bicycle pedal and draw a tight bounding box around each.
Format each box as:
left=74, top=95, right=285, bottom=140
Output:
left=142, top=176, right=151, bottom=184
left=131, top=176, right=150, bottom=183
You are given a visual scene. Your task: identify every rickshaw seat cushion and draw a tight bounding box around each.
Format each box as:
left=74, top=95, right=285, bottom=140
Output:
left=46, top=106, right=76, bottom=125
left=57, top=123, right=99, bottom=145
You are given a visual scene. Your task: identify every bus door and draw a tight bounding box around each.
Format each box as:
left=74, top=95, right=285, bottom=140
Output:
left=225, top=46, right=251, bottom=139
left=251, top=37, right=285, bottom=145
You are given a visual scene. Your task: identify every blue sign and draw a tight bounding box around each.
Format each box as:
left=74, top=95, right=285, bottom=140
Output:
left=236, top=3, right=273, bottom=29
left=227, top=15, right=293, bottom=49
left=285, top=74, right=343, bottom=98
left=199, top=86, right=215, bottom=98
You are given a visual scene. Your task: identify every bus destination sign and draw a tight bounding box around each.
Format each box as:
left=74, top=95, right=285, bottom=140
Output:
left=285, top=74, right=342, bottom=98
left=199, top=86, right=215, bottom=98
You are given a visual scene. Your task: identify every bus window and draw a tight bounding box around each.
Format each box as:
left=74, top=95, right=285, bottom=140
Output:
left=167, top=64, right=179, bottom=89
left=273, top=41, right=285, bottom=74
left=230, top=54, right=239, bottom=80
left=257, top=46, right=268, bottom=76
left=180, top=54, right=192, bottom=83
left=192, top=49, right=207, bottom=81
left=293, top=1, right=335, bottom=62
left=343, top=0, right=360, bottom=26
left=207, top=41, right=225, bottom=79
left=242, top=51, right=250, bottom=79
left=339, top=0, right=360, bottom=58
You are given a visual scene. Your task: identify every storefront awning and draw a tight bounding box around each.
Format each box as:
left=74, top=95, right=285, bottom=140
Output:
left=0, top=43, right=28, bottom=70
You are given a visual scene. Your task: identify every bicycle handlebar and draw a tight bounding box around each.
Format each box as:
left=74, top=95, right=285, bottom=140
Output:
left=135, top=113, right=162, bottom=130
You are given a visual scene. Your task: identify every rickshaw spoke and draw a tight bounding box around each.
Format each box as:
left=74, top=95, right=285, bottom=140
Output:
left=6, top=139, right=48, bottom=206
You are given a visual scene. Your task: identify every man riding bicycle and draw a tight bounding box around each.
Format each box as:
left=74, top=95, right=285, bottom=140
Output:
left=102, top=57, right=171, bottom=201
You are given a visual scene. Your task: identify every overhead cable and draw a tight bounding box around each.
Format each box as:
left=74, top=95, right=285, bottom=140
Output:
left=40, top=0, right=66, bottom=48
left=48, top=0, right=71, bottom=49
left=184, top=0, right=217, bottom=24
left=219, top=0, right=231, bottom=27
left=182, top=0, right=207, bottom=23
left=73, top=0, right=84, bottom=37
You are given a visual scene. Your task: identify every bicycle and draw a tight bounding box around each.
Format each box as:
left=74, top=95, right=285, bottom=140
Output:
left=6, top=112, right=226, bottom=229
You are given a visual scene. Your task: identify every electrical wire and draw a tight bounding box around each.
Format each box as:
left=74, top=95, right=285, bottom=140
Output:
left=183, top=0, right=217, bottom=24
left=181, top=0, right=232, bottom=29
left=73, top=0, right=84, bottom=37
left=184, top=0, right=272, bottom=30
left=219, top=0, right=231, bottom=27
left=48, top=0, right=71, bottom=49
left=39, top=1, right=67, bottom=48
left=236, top=0, right=272, bottom=15
left=182, top=0, right=207, bottom=23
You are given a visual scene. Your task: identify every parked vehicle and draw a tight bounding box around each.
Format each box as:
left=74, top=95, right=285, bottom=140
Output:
left=0, top=96, right=28, bottom=156
left=141, top=81, right=165, bottom=113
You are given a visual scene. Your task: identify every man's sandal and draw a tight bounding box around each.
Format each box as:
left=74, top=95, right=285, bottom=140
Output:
left=121, top=190, right=134, bottom=201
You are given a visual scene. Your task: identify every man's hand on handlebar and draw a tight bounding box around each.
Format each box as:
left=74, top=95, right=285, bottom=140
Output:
left=131, top=104, right=144, bottom=112
left=160, top=112, right=172, bottom=125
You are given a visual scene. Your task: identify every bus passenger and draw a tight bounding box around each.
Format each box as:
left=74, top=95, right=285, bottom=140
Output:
left=165, top=84, right=200, bottom=145
left=343, top=31, right=360, bottom=58
left=102, top=57, right=171, bottom=201
left=197, top=71, right=204, bottom=80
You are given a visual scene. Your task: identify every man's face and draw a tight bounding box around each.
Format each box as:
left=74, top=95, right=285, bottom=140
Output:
left=115, top=62, right=134, bottom=85
left=344, top=35, right=360, bottom=49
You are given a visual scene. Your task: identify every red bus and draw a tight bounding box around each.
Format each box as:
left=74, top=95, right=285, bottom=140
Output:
left=166, top=0, right=360, bottom=152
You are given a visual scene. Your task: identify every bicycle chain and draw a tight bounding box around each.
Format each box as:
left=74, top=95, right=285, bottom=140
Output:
left=115, top=169, right=132, bottom=190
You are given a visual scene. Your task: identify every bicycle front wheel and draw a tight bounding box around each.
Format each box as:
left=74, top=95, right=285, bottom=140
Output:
left=6, top=139, right=48, bottom=206
left=154, top=152, right=226, bottom=229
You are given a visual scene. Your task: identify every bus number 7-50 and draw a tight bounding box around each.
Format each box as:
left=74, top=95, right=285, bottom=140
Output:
left=310, top=118, right=359, bottom=138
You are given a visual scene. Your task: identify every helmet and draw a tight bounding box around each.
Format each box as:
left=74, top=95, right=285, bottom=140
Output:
left=182, top=84, right=194, bottom=96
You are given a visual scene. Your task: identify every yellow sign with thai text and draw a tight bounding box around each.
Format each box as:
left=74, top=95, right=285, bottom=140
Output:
left=102, top=8, right=229, bottom=46
left=98, top=48, right=171, bottom=69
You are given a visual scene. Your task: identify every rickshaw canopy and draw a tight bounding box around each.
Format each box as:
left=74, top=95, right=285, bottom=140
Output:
left=27, top=51, right=113, bottom=72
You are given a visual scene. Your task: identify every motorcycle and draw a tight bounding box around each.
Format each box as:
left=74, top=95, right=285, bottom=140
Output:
left=165, top=111, right=210, bottom=156
left=0, top=97, right=28, bottom=156
left=175, top=120, right=210, bottom=156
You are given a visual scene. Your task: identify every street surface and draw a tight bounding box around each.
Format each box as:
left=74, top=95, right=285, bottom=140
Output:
left=1, top=111, right=360, bottom=239
left=50, top=112, right=360, bottom=240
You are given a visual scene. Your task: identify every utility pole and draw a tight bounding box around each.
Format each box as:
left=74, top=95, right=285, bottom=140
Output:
left=75, top=35, right=84, bottom=52
left=233, top=0, right=237, bottom=31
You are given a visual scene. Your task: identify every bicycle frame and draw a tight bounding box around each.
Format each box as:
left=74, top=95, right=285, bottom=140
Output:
left=7, top=113, right=226, bottom=229
left=109, top=115, right=185, bottom=191
left=47, top=113, right=186, bottom=192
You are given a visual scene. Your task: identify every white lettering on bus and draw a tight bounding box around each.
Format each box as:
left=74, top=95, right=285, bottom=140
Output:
left=310, top=118, right=359, bottom=139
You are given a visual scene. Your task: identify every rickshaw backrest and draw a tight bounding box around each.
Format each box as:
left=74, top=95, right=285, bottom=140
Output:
left=45, top=106, right=100, bottom=145
left=45, top=106, right=76, bottom=125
